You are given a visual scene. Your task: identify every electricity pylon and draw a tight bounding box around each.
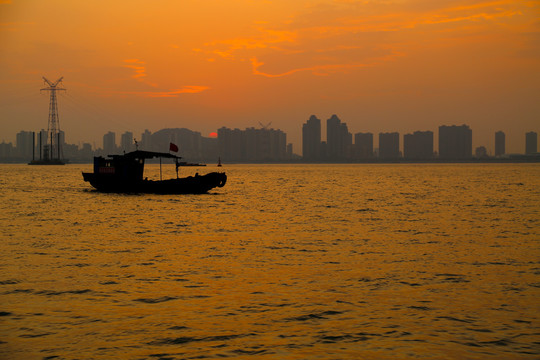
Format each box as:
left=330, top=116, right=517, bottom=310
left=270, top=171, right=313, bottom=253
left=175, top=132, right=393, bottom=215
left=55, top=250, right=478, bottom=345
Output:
left=41, top=77, right=66, bottom=160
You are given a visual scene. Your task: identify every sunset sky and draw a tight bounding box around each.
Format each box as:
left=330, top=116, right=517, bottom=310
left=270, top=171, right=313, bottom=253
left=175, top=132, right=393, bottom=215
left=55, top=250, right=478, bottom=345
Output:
left=1, top=0, right=539, bottom=154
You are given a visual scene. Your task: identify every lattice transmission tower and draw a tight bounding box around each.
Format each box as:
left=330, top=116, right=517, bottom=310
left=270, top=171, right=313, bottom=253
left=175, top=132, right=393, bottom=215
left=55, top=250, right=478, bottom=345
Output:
left=41, top=77, right=66, bottom=159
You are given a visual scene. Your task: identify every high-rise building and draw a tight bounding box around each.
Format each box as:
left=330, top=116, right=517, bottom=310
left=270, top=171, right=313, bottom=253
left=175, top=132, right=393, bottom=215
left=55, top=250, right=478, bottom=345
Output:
left=0, top=141, right=13, bottom=158
left=15, top=130, right=33, bottom=159
left=379, top=132, right=400, bottom=159
left=140, top=129, right=152, bottom=150
left=438, top=125, right=472, bottom=159
left=121, top=131, right=134, bottom=152
left=218, top=126, right=287, bottom=162
left=404, top=131, right=433, bottom=159
left=103, top=131, right=117, bottom=155
left=302, top=115, right=321, bottom=161
left=326, top=114, right=351, bottom=160
left=326, top=114, right=342, bottom=159
left=354, top=132, right=373, bottom=159
left=495, top=131, right=505, bottom=157
left=340, top=123, right=352, bottom=159
left=525, top=131, right=537, bottom=154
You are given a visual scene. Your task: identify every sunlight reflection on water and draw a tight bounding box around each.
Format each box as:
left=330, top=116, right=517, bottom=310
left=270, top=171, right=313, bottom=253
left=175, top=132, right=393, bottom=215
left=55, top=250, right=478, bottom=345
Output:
left=0, top=163, right=539, bottom=359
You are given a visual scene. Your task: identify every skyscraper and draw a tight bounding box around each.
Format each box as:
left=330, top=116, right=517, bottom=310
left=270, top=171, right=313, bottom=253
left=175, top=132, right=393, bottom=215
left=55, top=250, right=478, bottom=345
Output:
left=495, top=131, right=505, bottom=156
left=218, top=126, right=287, bottom=162
left=121, top=131, right=134, bottom=152
left=525, top=131, right=537, bottom=154
left=340, top=123, right=352, bottom=159
left=326, top=114, right=342, bottom=160
left=103, top=131, right=116, bottom=155
left=403, top=131, right=433, bottom=159
left=326, top=114, right=351, bottom=160
left=438, top=125, right=472, bottom=159
left=379, top=132, right=400, bottom=159
left=15, top=130, right=33, bottom=159
left=140, top=129, right=152, bottom=150
left=354, top=132, right=373, bottom=159
left=302, top=115, right=321, bottom=161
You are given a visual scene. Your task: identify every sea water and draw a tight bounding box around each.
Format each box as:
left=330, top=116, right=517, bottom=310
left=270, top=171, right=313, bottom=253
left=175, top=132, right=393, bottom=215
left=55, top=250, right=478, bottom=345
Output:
left=0, top=163, right=539, bottom=359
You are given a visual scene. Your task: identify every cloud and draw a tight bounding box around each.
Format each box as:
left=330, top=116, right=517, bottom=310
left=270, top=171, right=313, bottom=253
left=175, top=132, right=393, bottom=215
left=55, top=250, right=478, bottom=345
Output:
left=250, top=50, right=403, bottom=77
left=123, top=59, right=155, bottom=85
left=200, top=27, right=297, bottom=59
left=106, top=86, right=211, bottom=98
left=118, top=59, right=209, bottom=97
left=196, top=0, right=534, bottom=79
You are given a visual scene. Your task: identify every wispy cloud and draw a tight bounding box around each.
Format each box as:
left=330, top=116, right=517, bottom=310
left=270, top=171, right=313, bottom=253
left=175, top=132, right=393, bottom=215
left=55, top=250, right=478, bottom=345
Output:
left=199, top=28, right=297, bottom=60
left=196, top=0, right=534, bottom=78
left=121, top=59, right=209, bottom=97
left=139, top=86, right=210, bottom=98
left=105, top=86, right=210, bottom=98
left=123, top=59, right=157, bottom=87
left=250, top=50, right=403, bottom=77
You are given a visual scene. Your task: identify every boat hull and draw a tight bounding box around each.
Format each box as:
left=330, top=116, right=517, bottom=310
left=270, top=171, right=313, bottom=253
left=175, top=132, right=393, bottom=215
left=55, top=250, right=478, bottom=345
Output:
left=82, top=172, right=226, bottom=194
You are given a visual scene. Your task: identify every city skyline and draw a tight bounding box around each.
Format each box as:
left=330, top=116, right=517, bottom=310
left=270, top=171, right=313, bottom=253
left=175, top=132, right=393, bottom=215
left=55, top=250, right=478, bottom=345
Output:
left=3, top=122, right=538, bottom=163
left=1, top=1, right=539, bottom=155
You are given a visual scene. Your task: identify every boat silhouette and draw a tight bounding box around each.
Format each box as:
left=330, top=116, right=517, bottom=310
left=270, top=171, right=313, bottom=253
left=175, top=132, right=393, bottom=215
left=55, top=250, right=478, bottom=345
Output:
left=82, top=150, right=226, bottom=194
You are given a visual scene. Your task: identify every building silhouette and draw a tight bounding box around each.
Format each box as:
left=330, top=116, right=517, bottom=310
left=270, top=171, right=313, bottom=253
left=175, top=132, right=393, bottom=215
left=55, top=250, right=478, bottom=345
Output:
left=0, top=141, right=13, bottom=159
left=438, top=125, right=472, bottom=159
left=379, top=132, right=400, bottom=159
left=326, top=114, right=351, bottom=160
left=475, top=146, right=488, bottom=158
left=103, top=131, right=116, bottom=155
left=218, top=126, right=287, bottom=162
left=16, top=131, right=33, bottom=159
left=326, top=115, right=341, bottom=159
left=495, top=131, right=505, bottom=157
left=302, top=115, right=321, bottom=161
left=403, top=131, right=433, bottom=159
left=525, top=131, right=537, bottom=154
left=354, top=132, right=373, bottom=159
left=140, top=129, right=152, bottom=150
left=120, top=131, right=134, bottom=153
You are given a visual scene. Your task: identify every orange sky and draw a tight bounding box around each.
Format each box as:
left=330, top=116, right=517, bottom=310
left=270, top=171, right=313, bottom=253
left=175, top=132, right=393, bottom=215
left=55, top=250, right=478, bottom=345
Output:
left=1, top=0, right=539, bottom=154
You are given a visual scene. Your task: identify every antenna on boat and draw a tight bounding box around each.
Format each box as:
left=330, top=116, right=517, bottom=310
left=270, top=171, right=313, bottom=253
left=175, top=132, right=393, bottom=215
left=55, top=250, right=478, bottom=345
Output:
left=134, top=138, right=139, bottom=150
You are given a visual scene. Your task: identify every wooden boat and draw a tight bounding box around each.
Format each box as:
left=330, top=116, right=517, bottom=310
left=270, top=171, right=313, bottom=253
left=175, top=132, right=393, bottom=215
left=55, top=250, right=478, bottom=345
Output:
left=82, top=150, right=226, bottom=194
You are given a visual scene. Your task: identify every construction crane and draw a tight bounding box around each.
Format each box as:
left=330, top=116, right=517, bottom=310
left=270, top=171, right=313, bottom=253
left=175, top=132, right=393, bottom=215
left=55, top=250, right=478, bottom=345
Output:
left=41, top=77, right=66, bottom=160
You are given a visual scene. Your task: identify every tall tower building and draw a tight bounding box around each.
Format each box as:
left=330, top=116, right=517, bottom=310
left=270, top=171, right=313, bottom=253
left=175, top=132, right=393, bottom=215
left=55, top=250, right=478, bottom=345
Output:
left=103, top=131, right=117, bottom=155
left=340, top=123, right=352, bottom=159
left=326, top=114, right=342, bottom=160
left=379, top=132, right=400, bottom=159
left=302, top=115, right=321, bottom=161
left=404, top=131, right=433, bottom=159
left=121, top=131, right=134, bottom=152
left=525, top=131, right=537, bottom=154
left=495, top=131, right=505, bottom=156
left=354, top=132, right=373, bottom=159
left=16, top=130, right=34, bottom=159
left=438, top=125, right=472, bottom=159
left=140, top=129, right=152, bottom=150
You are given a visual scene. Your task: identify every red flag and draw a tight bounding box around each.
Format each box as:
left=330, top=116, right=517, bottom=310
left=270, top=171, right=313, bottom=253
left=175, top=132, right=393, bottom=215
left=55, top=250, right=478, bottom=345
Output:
left=169, top=143, right=179, bottom=152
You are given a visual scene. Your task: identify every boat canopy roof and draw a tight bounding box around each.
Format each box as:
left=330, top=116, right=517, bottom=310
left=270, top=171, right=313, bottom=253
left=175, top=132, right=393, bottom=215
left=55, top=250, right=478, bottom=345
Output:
left=109, top=150, right=182, bottom=160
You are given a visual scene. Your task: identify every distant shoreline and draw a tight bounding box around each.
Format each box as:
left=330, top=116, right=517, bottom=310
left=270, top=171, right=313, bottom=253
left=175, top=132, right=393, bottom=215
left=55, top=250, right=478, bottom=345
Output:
left=1, top=157, right=539, bottom=165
